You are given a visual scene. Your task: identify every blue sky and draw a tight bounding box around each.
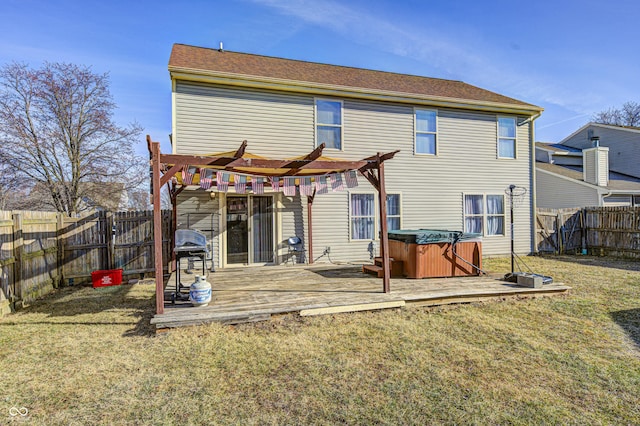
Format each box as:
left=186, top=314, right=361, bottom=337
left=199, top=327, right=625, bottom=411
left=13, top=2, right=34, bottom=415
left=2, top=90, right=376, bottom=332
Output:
left=2, top=0, right=639, bottom=156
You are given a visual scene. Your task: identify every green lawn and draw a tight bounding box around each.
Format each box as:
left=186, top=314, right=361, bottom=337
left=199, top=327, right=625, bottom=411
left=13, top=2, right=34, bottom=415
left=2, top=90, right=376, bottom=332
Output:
left=1, top=256, right=639, bottom=425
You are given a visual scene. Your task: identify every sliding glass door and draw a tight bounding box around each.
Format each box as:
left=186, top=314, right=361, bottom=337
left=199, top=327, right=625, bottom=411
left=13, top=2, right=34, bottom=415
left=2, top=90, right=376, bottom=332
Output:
left=226, top=195, right=274, bottom=265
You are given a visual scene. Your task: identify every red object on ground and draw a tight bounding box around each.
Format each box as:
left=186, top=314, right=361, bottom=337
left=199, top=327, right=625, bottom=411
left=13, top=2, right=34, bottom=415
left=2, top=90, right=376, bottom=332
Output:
left=91, top=269, right=123, bottom=288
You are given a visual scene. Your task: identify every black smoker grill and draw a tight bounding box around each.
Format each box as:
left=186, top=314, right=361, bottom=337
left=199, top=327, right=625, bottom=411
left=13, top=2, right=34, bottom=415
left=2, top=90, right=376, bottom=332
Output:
left=172, top=229, right=208, bottom=303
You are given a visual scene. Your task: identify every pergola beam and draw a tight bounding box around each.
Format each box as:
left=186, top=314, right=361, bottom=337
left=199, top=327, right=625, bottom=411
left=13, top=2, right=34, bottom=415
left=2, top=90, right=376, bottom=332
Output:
left=234, top=140, right=248, bottom=158
left=360, top=169, right=379, bottom=190
left=160, top=164, right=183, bottom=187
left=159, top=154, right=370, bottom=174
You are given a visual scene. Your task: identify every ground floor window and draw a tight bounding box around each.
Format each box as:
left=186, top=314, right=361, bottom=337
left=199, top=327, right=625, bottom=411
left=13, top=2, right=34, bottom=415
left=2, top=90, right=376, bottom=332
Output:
left=464, top=194, right=504, bottom=236
left=350, top=193, right=401, bottom=240
left=386, top=194, right=401, bottom=231
left=350, top=193, right=375, bottom=240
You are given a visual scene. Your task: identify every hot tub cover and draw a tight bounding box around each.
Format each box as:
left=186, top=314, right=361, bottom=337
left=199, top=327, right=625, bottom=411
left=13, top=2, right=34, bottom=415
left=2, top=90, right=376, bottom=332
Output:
left=388, top=229, right=481, bottom=245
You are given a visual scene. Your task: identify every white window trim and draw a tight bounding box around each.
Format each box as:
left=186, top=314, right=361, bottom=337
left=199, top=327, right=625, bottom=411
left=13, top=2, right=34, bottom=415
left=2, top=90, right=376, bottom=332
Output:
left=315, top=98, right=344, bottom=151
left=349, top=191, right=376, bottom=241
left=497, top=116, right=517, bottom=159
left=385, top=193, right=402, bottom=232
left=414, top=108, right=438, bottom=156
left=348, top=191, right=403, bottom=241
left=463, top=192, right=506, bottom=237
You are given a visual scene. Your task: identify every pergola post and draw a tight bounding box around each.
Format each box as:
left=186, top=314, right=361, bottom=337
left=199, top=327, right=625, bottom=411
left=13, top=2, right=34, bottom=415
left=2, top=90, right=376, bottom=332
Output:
left=151, top=141, right=164, bottom=315
left=307, top=190, right=315, bottom=264
left=377, top=156, right=391, bottom=293
left=169, top=184, right=185, bottom=273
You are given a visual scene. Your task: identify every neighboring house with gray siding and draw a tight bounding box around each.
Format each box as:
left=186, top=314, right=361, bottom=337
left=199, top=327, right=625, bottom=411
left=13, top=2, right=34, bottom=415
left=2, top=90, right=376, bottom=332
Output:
left=560, top=123, right=640, bottom=179
left=535, top=126, right=640, bottom=208
left=169, top=43, right=543, bottom=268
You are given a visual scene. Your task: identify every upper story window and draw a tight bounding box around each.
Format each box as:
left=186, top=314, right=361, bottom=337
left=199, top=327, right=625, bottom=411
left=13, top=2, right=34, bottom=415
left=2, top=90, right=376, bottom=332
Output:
left=415, top=109, right=437, bottom=155
left=498, top=117, right=516, bottom=159
left=316, top=99, right=342, bottom=150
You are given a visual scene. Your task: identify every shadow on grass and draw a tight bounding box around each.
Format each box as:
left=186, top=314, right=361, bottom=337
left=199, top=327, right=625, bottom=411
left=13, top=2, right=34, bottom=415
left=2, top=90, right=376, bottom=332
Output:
left=536, top=254, right=640, bottom=273
left=611, top=308, right=640, bottom=350
left=3, top=283, right=157, bottom=337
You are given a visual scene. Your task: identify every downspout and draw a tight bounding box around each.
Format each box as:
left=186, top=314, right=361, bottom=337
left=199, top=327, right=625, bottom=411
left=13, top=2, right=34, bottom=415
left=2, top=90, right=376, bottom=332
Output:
left=525, top=111, right=542, bottom=254
left=599, top=189, right=613, bottom=206
left=171, top=78, right=177, bottom=154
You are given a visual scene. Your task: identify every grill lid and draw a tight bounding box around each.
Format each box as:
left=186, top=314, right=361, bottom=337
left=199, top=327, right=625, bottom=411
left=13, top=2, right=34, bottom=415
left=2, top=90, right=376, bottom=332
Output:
left=174, top=229, right=207, bottom=252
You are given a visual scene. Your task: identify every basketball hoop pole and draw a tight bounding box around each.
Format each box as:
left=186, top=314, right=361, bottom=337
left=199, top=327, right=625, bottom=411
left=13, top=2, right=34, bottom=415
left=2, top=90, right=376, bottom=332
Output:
left=509, top=184, right=515, bottom=273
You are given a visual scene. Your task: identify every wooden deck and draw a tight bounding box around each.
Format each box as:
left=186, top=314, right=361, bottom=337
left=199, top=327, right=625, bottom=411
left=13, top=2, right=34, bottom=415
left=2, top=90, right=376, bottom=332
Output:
left=151, top=264, right=570, bottom=330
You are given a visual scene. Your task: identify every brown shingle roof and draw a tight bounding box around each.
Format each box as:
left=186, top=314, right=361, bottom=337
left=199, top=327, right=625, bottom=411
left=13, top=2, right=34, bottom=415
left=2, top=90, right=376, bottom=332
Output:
left=169, top=44, right=541, bottom=112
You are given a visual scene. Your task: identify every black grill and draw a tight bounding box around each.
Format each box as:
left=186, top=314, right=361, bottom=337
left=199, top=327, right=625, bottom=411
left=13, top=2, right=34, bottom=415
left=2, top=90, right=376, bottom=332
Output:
left=172, top=230, right=208, bottom=304
left=174, top=229, right=207, bottom=253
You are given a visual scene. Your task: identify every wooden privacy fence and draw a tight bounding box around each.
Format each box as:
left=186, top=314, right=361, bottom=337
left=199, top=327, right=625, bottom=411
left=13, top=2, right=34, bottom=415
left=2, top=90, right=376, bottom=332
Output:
left=536, top=206, right=640, bottom=257
left=0, top=210, right=172, bottom=315
left=536, top=208, right=583, bottom=254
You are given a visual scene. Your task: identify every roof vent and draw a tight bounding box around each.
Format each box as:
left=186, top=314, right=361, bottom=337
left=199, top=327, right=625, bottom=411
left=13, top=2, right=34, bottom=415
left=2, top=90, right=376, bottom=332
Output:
left=218, top=42, right=224, bottom=52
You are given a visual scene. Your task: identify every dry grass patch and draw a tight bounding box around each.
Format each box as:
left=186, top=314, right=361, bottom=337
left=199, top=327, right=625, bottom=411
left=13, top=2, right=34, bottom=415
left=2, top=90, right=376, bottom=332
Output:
left=1, top=256, right=639, bottom=425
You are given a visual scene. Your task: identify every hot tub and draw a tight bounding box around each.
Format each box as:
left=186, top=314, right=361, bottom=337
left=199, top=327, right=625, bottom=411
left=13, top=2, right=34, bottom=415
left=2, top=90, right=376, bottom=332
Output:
left=388, top=229, right=482, bottom=278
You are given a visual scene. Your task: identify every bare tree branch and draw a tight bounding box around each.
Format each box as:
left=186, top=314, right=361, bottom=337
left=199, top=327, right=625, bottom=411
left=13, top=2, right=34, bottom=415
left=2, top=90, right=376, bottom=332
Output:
left=0, top=62, right=145, bottom=215
left=593, top=101, right=640, bottom=127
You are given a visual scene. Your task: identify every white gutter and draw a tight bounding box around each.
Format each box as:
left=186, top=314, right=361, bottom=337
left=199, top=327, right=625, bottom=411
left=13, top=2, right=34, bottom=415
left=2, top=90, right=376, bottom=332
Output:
left=528, top=111, right=542, bottom=254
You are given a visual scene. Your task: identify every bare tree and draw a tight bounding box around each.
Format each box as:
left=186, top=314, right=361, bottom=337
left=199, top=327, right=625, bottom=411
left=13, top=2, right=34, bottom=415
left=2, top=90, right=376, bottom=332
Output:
left=593, top=101, right=640, bottom=127
left=0, top=62, right=144, bottom=216
left=0, top=163, right=25, bottom=210
left=620, top=101, right=640, bottom=127
left=126, top=185, right=172, bottom=211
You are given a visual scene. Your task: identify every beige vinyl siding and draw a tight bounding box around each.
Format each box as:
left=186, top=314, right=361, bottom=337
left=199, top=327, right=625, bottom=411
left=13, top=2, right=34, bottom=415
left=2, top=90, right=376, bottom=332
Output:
left=280, top=194, right=307, bottom=264
left=175, top=191, right=221, bottom=269
left=536, top=169, right=600, bottom=208
left=563, top=125, right=640, bottom=179
left=174, top=81, right=314, bottom=157
left=174, top=80, right=535, bottom=263
left=312, top=103, right=533, bottom=258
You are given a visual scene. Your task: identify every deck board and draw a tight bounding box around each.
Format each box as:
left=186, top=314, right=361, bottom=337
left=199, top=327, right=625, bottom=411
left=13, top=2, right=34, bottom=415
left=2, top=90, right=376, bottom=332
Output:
left=151, top=264, right=570, bottom=329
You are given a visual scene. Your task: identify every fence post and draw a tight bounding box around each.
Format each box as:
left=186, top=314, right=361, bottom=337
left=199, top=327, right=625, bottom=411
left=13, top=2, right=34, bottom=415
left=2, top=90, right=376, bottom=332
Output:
left=56, top=213, right=64, bottom=288
left=560, top=213, right=565, bottom=254
left=106, top=211, right=114, bottom=271
left=12, top=213, right=23, bottom=308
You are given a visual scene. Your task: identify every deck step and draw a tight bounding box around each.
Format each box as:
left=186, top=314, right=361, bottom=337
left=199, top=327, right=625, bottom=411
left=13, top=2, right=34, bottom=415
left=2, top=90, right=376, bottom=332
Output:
left=363, top=257, right=405, bottom=278
left=374, top=256, right=394, bottom=266
left=362, top=264, right=385, bottom=278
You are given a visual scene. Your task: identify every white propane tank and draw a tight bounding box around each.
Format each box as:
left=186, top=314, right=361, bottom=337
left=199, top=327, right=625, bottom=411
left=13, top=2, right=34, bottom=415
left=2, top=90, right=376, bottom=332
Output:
left=189, top=275, right=212, bottom=307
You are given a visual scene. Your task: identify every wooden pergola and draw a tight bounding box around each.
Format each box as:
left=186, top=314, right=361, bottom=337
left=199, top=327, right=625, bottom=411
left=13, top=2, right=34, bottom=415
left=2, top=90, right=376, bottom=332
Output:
left=148, top=136, right=398, bottom=315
